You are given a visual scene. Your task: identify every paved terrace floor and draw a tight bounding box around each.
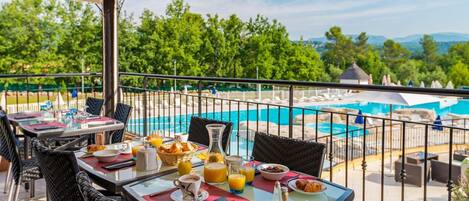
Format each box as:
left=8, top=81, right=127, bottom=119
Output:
left=0, top=152, right=454, bottom=201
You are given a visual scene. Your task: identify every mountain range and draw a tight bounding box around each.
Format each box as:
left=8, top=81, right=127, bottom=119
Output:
left=308, top=32, right=469, bottom=53
left=309, top=32, right=469, bottom=45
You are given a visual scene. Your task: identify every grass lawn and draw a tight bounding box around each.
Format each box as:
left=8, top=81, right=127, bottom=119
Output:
left=4, top=93, right=96, bottom=105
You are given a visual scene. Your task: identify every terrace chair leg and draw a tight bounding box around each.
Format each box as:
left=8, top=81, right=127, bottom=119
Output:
left=28, top=181, right=35, bottom=199
left=7, top=180, right=15, bottom=201
left=3, top=163, right=12, bottom=194
left=13, top=182, right=20, bottom=201
left=7, top=181, right=19, bottom=201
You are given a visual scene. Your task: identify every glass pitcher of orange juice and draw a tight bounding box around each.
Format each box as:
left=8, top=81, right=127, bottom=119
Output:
left=203, top=124, right=227, bottom=184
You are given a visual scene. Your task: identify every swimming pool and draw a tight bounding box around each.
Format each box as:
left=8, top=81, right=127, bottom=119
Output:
left=129, top=99, right=468, bottom=136
left=305, top=99, right=469, bottom=116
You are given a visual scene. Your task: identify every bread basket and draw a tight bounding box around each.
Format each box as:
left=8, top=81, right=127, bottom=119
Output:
left=157, top=144, right=198, bottom=166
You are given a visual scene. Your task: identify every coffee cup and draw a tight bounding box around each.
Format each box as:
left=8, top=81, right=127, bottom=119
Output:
left=173, top=174, right=202, bottom=201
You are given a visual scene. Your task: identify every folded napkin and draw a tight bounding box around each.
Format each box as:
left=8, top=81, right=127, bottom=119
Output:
left=12, top=113, right=42, bottom=120
left=74, top=116, right=114, bottom=124
left=25, top=122, right=66, bottom=131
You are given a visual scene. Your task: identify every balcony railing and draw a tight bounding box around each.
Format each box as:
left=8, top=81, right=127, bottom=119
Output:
left=1, top=72, right=468, bottom=201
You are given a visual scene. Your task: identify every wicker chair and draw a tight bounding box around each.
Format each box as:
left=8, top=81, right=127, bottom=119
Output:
left=0, top=111, right=42, bottom=201
left=76, top=171, right=119, bottom=201
left=252, top=132, right=326, bottom=177
left=85, top=97, right=104, bottom=145
left=32, top=139, right=121, bottom=201
left=187, top=116, right=233, bottom=151
left=85, top=97, right=105, bottom=116
left=110, top=103, right=132, bottom=144
left=0, top=110, right=12, bottom=194
left=31, top=138, right=84, bottom=201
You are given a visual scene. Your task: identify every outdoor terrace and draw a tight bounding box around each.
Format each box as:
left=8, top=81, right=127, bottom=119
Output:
left=0, top=73, right=467, bottom=201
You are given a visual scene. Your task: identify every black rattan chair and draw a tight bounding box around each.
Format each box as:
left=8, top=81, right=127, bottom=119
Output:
left=252, top=132, right=326, bottom=177
left=187, top=116, right=233, bottom=151
left=85, top=97, right=104, bottom=145
left=85, top=97, right=104, bottom=116
left=32, top=138, right=84, bottom=201
left=110, top=103, right=132, bottom=144
left=32, top=139, right=121, bottom=201
left=0, top=111, right=42, bottom=201
left=76, top=171, right=119, bottom=201
left=0, top=111, right=12, bottom=194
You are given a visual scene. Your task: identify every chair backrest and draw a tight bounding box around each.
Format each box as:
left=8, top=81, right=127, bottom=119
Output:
left=76, top=171, right=116, bottom=201
left=252, top=132, right=326, bottom=177
left=32, top=138, right=84, bottom=201
left=110, top=103, right=132, bottom=144
left=0, top=111, right=22, bottom=184
left=187, top=116, right=233, bottom=151
left=85, top=97, right=104, bottom=116
left=0, top=111, right=11, bottom=161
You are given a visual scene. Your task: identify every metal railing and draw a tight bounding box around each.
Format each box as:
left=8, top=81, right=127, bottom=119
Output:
left=119, top=72, right=469, bottom=201
left=1, top=72, right=468, bottom=201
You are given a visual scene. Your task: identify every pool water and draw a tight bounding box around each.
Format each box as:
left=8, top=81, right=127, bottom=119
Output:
left=130, top=99, right=469, bottom=136
left=128, top=99, right=468, bottom=158
left=305, top=99, right=469, bottom=117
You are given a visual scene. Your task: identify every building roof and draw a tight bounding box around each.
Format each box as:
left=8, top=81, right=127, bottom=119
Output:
left=339, top=63, right=370, bottom=80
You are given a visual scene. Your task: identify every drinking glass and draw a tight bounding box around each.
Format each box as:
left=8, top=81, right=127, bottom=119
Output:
left=228, top=168, right=246, bottom=194
left=240, top=156, right=256, bottom=185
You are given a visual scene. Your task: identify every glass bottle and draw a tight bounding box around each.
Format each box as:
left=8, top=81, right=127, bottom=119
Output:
left=203, top=124, right=227, bottom=184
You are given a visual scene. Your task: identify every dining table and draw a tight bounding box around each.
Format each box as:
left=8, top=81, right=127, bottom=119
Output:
left=75, top=140, right=207, bottom=194
left=122, top=164, right=355, bottom=201
left=7, top=110, right=125, bottom=156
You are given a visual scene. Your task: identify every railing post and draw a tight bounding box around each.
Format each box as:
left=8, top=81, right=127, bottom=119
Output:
left=143, top=76, right=148, bottom=137
left=198, top=81, right=202, bottom=117
left=288, top=85, right=293, bottom=138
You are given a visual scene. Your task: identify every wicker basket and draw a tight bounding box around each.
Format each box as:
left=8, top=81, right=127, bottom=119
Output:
left=157, top=144, right=199, bottom=166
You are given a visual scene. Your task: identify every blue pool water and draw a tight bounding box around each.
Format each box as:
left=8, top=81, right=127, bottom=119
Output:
left=128, top=99, right=468, bottom=156
left=304, top=99, right=469, bottom=117
left=129, top=99, right=469, bottom=135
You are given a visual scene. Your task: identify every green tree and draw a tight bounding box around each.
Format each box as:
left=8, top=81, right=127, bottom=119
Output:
left=449, top=61, right=469, bottom=87
left=420, top=34, right=440, bottom=71
left=322, top=26, right=356, bottom=69
left=395, top=60, right=422, bottom=84
left=382, top=39, right=411, bottom=71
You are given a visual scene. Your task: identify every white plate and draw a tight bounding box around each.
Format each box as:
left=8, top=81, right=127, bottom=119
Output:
left=287, top=179, right=327, bottom=195
left=170, top=189, right=209, bottom=201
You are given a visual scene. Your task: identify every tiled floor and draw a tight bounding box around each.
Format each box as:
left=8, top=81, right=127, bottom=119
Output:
left=0, top=171, right=47, bottom=201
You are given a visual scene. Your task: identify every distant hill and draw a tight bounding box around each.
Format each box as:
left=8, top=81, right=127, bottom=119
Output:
left=307, top=32, right=469, bottom=53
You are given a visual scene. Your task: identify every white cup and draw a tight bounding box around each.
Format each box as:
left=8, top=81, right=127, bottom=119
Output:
left=173, top=174, right=202, bottom=201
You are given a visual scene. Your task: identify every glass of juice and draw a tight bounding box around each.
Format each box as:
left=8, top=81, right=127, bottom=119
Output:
left=240, top=156, right=255, bottom=185
left=228, top=174, right=246, bottom=194
left=203, top=162, right=227, bottom=184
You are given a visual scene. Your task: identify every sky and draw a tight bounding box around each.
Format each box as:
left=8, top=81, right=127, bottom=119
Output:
left=122, top=0, right=469, bottom=39
left=1, top=0, right=469, bottom=40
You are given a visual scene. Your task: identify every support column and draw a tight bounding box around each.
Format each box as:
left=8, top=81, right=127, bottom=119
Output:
left=102, top=0, right=119, bottom=117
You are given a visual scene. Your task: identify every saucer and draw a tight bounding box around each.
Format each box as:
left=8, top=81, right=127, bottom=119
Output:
left=170, top=189, right=209, bottom=201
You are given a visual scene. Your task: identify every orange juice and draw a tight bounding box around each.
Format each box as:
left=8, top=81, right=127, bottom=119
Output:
left=204, top=162, right=227, bottom=184
left=228, top=174, right=246, bottom=194
left=239, top=166, right=255, bottom=184
left=132, top=145, right=144, bottom=157
left=149, top=138, right=163, bottom=148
